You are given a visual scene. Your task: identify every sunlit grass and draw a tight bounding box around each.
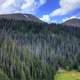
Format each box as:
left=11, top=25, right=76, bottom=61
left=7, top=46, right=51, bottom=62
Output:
left=55, top=70, right=80, bottom=80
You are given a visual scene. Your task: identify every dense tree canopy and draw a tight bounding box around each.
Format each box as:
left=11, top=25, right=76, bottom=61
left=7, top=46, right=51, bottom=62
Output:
left=0, top=19, right=80, bottom=80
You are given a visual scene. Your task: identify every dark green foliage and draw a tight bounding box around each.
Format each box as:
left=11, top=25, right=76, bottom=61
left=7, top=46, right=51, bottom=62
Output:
left=0, top=69, right=10, bottom=80
left=0, top=18, right=80, bottom=80
left=0, top=34, right=54, bottom=80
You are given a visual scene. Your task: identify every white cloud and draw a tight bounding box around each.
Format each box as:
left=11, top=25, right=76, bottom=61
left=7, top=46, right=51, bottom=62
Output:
left=0, top=0, right=5, bottom=4
left=40, top=15, right=51, bottom=23
left=62, top=14, right=80, bottom=23
left=39, top=0, right=46, bottom=5
left=1, top=0, right=15, bottom=8
left=50, top=0, right=80, bottom=16
left=40, top=0, right=80, bottom=23
left=0, top=0, right=47, bottom=14
left=62, top=17, right=71, bottom=22
left=21, top=0, right=47, bottom=14
left=40, top=13, right=80, bottom=23
left=21, top=0, right=35, bottom=10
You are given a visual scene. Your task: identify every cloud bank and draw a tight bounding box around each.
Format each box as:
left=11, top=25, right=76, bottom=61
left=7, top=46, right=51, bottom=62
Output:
left=40, top=0, right=80, bottom=23
left=0, top=0, right=46, bottom=14
left=50, top=0, right=80, bottom=16
left=0, top=0, right=80, bottom=23
left=40, top=15, right=51, bottom=23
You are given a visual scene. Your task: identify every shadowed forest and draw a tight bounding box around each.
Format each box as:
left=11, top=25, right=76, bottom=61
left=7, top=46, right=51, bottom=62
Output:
left=0, top=19, right=80, bottom=80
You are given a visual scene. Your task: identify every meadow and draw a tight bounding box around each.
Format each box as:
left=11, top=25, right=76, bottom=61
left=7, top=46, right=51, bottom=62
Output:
left=55, top=70, right=80, bottom=80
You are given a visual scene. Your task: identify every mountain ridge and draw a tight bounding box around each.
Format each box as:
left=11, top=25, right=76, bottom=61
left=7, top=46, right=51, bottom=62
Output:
left=0, top=13, right=42, bottom=22
left=0, top=13, right=80, bottom=27
left=63, top=18, right=80, bottom=27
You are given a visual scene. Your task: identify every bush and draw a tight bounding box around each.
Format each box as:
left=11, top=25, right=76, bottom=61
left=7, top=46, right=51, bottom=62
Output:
left=0, top=69, right=10, bottom=80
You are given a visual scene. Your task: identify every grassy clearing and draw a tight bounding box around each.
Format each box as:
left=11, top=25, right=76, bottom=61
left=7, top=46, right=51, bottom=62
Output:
left=55, top=70, right=80, bottom=80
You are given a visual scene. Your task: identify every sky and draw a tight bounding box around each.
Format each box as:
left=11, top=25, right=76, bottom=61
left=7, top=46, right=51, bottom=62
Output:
left=0, top=0, right=80, bottom=23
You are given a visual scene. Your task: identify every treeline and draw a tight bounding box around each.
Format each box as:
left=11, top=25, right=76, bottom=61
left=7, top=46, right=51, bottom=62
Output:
left=0, top=19, right=80, bottom=80
left=0, top=33, right=55, bottom=80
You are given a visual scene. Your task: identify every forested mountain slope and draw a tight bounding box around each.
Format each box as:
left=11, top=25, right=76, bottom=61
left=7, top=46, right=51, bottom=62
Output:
left=0, top=14, right=80, bottom=80
left=0, top=13, right=42, bottom=22
left=63, top=19, right=80, bottom=27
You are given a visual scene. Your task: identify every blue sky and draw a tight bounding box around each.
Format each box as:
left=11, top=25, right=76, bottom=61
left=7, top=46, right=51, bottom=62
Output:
left=0, top=0, right=80, bottom=23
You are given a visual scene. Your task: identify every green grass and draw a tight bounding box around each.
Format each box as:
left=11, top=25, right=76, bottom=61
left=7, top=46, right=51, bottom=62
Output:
left=55, top=70, right=80, bottom=80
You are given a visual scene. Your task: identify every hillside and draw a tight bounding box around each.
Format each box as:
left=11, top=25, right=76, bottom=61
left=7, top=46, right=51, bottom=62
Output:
left=0, top=14, right=80, bottom=80
left=0, top=13, right=42, bottom=22
left=63, top=19, right=80, bottom=27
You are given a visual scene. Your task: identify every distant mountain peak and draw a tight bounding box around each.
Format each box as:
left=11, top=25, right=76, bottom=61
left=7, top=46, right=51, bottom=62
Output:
left=0, top=13, right=42, bottom=22
left=63, top=18, right=80, bottom=27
